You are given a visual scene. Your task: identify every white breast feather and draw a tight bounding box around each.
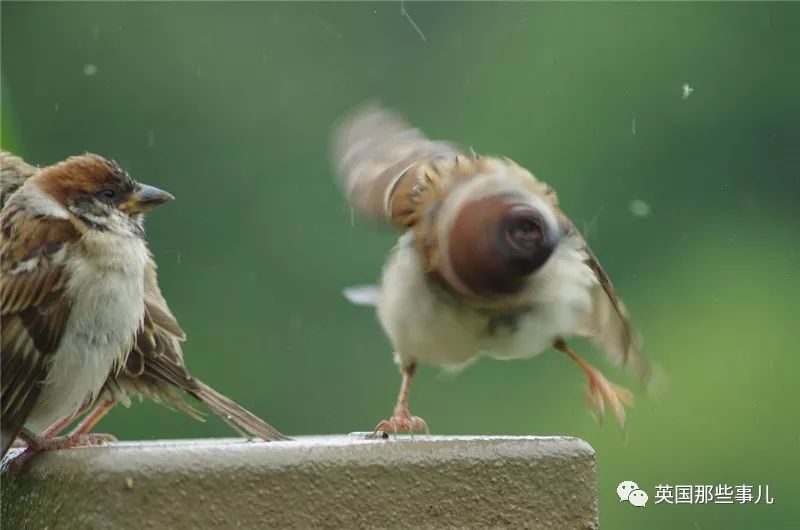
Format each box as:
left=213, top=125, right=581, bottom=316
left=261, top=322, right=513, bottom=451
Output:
left=483, top=236, right=596, bottom=360
left=378, top=234, right=597, bottom=370
left=378, top=236, right=486, bottom=369
left=25, top=231, right=149, bottom=433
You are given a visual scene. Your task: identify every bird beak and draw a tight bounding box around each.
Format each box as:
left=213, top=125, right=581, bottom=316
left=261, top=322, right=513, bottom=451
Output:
left=120, top=184, right=174, bottom=214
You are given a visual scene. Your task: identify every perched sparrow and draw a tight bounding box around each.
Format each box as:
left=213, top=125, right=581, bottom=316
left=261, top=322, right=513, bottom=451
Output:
left=1, top=152, right=286, bottom=465
left=333, top=104, right=650, bottom=434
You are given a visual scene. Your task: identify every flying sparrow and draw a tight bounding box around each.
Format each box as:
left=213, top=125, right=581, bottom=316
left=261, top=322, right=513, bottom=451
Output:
left=1, top=152, right=286, bottom=467
left=333, top=104, right=650, bottom=434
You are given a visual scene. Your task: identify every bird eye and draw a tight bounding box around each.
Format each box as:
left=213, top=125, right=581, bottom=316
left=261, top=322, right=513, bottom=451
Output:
left=98, top=188, right=116, bottom=200
left=507, top=217, right=541, bottom=250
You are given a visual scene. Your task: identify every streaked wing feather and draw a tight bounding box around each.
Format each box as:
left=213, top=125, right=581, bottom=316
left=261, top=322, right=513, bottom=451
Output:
left=1, top=152, right=39, bottom=209
left=560, top=213, right=650, bottom=383
left=332, top=102, right=459, bottom=228
left=1, top=206, right=77, bottom=457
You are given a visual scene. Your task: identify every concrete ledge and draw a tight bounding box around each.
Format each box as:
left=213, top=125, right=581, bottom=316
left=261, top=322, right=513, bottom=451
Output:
left=1, top=435, right=597, bottom=529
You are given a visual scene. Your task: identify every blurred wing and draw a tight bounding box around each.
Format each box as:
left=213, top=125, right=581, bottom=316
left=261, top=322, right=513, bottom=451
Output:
left=1, top=151, right=39, bottom=209
left=104, top=261, right=288, bottom=441
left=0, top=207, right=78, bottom=456
left=332, top=102, right=460, bottom=229
left=561, top=214, right=650, bottom=383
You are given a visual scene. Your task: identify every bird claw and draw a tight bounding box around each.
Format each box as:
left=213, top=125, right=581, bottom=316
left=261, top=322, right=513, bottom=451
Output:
left=56, top=432, right=118, bottom=447
left=2, top=432, right=117, bottom=477
left=584, top=370, right=633, bottom=429
left=373, top=413, right=430, bottom=439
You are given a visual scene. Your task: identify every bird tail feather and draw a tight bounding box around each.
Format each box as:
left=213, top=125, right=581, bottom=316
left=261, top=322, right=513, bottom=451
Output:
left=191, top=381, right=290, bottom=441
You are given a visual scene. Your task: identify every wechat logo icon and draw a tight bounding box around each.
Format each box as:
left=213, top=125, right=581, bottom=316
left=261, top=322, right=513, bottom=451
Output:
left=618, top=480, right=648, bottom=507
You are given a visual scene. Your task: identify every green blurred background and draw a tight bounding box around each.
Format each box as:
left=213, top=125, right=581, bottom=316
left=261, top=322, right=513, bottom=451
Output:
left=2, top=2, right=798, bottom=528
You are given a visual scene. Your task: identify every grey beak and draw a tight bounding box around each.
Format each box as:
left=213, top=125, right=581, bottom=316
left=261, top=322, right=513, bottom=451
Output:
left=120, top=184, right=174, bottom=214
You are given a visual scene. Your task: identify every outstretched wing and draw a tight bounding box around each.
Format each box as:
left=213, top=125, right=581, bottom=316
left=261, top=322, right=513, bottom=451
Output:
left=332, top=102, right=462, bottom=229
left=560, top=214, right=650, bottom=383
left=0, top=204, right=78, bottom=457
left=334, top=106, right=649, bottom=382
left=332, top=104, right=554, bottom=246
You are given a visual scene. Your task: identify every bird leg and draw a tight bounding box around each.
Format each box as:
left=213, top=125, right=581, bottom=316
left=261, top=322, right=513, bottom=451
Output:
left=68, top=399, right=116, bottom=435
left=554, top=339, right=633, bottom=428
left=9, top=402, right=92, bottom=448
left=21, top=428, right=117, bottom=451
left=374, top=362, right=429, bottom=437
left=42, top=412, right=81, bottom=438
left=41, top=402, right=91, bottom=438
left=2, top=418, right=117, bottom=476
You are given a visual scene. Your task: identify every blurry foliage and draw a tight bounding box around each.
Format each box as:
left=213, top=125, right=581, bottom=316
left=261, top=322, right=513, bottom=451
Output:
left=2, top=2, right=799, bottom=528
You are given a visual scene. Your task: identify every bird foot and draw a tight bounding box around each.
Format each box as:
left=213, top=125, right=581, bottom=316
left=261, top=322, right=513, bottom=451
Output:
left=38, top=432, right=118, bottom=449
left=584, top=369, right=633, bottom=428
left=373, top=412, right=430, bottom=439
left=2, top=432, right=117, bottom=477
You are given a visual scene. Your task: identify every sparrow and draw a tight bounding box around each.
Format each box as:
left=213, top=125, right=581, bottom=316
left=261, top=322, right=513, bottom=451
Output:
left=1, top=152, right=286, bottom=467
left=333, top=104, right=650, bottom=434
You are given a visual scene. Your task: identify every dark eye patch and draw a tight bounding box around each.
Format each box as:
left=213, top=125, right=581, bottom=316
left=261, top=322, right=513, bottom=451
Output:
left=107, top=160, right=135, bottom=190
left=95, top=162, right=135, bottom=202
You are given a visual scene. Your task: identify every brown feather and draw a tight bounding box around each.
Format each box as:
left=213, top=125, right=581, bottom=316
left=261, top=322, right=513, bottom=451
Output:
left=1, top=204, right=79, bottom=457
left=2, top=152, right=287, bottom=443
left=1, top=151, right=38, bottom=208
left=447, top=197, right=528, bottom=297
left=32, top=154, right=130, bottom=207
left=333, top=104, right=649, bottom=383
left=558, top=213, right=650, bottom=383
left=332, top=102, right=459, bottom=228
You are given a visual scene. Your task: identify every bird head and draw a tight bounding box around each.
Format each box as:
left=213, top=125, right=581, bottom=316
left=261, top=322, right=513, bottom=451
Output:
left=436, top=178, right=563, bottom=300
left=32, top=154, right=173, bottom=233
